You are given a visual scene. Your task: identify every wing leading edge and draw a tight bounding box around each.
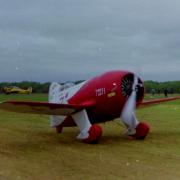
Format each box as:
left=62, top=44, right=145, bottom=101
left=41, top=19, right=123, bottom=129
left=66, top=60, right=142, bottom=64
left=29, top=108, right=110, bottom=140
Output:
left=139, top=97, right=180, bottom=108
left=0, top=101, right=91, bottom=116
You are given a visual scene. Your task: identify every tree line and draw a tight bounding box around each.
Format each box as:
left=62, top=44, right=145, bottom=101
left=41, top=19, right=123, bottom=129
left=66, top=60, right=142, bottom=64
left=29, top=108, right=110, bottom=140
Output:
left=0, top=80, right=179, bottom=94
left=144, top=80, right=180, bottom=94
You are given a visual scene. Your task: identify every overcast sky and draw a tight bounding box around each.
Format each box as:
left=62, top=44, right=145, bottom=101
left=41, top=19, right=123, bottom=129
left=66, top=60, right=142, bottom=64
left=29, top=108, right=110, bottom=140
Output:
left=0, top=0, right=180, bottom=82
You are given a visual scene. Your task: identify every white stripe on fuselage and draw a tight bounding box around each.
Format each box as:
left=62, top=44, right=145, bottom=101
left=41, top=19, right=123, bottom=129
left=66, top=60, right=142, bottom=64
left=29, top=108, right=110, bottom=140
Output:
left=58, top=81, right=87, bottom=104
left=48, top=81, right=87, bottom=127
left=48, top=81, right=87, bottom=104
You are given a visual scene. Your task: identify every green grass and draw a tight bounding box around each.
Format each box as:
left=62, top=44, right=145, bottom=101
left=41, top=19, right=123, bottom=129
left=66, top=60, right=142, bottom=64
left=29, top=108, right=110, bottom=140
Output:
left=0, top=93, right=48, bottom=102
left=0, top=94, right=180, bottom=179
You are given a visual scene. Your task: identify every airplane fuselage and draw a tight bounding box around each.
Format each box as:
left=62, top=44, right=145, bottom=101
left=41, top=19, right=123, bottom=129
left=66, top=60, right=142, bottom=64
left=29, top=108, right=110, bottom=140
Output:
left=57, top=70, right=144, bottom=125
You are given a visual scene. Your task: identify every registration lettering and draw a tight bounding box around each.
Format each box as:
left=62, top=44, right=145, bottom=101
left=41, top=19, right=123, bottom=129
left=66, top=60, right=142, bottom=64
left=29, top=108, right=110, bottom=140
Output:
left=95, top=88, right=106, bottom=97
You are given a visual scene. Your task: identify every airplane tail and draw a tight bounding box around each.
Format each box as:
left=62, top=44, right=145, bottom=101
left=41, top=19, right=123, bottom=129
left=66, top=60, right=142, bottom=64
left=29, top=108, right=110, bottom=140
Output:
left=48, top=82, right=60, bottom=103
left=48, top=82, right=66, bottom=128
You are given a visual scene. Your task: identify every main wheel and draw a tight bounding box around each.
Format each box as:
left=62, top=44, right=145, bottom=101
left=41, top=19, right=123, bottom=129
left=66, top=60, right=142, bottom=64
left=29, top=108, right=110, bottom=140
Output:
left=83, top=124, right=102, bottom=144
left=135, top=122, right=150, bottom=140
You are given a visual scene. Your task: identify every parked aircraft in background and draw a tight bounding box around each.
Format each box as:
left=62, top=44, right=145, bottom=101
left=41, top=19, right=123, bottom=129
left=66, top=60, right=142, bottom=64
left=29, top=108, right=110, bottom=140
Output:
left=0, top=70, right=179, bottom=143
left=3, top=86, right=32, bottom=94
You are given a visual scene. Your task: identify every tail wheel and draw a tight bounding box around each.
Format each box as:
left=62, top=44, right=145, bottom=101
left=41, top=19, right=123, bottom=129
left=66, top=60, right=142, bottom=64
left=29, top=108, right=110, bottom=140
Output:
left=83, top=124, right=102, bottom=144
left=55, top=124, right=63, bottom=133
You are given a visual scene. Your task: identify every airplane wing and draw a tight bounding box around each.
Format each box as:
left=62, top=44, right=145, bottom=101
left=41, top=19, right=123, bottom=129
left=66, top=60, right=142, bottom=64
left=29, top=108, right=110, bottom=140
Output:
left=0, top=97, right=179, bottom=115
left=0, top=101, right=91, bottom=115
left=139, top=97, right=180, bottom=108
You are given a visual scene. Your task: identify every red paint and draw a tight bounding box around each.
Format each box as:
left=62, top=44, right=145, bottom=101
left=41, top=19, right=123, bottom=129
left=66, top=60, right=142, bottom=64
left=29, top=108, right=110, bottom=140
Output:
left=83, top=124, right=102, bottom=144
left=68, top=70, right=144, bottom=124
left=61, top=116, right=76, bottom=127
left=135, top=122, right=150, bottom=139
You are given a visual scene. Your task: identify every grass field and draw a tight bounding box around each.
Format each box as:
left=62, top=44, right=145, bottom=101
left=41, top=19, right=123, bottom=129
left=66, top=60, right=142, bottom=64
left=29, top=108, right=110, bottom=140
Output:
left=0, top=94, right=180, bottom=180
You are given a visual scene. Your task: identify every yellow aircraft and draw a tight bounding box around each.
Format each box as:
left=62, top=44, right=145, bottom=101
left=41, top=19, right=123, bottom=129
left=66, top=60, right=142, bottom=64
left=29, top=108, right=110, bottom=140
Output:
left=3, top=86, right=32, bottom=94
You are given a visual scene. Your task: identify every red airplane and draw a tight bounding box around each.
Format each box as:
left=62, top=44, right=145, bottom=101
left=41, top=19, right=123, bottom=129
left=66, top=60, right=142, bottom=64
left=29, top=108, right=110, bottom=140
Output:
left=0, top=70, right=179, bottom=143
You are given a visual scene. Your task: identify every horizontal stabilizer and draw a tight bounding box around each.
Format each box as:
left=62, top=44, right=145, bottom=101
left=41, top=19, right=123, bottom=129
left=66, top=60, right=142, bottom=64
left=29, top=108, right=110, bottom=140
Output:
left=0, top=101, right=88, bottom=115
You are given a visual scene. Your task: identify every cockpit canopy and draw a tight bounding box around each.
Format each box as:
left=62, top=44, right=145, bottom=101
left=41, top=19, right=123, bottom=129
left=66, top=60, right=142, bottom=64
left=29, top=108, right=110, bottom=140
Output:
left=60, top=82, right=75, bottom=91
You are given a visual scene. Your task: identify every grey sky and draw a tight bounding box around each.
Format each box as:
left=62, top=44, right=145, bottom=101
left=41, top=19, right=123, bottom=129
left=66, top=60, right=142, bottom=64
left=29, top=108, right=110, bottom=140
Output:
left=0, top=0, right=180, bottom=82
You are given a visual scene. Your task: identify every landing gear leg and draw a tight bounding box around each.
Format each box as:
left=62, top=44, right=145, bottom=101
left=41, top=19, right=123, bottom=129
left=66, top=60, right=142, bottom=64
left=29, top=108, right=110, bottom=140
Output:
left=72, top=109, right=102, bottom=143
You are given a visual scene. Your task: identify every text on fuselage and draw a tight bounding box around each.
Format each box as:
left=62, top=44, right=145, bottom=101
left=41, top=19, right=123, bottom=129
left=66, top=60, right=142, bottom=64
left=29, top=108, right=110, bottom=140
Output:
left=95, top=88, right=106, bottom=97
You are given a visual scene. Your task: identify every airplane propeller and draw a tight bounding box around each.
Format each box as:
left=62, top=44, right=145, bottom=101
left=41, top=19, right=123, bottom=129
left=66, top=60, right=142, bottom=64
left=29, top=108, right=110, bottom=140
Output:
left=121, top=74, right=139, bottom=134
left=121, top=74, right=149, bottom=138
